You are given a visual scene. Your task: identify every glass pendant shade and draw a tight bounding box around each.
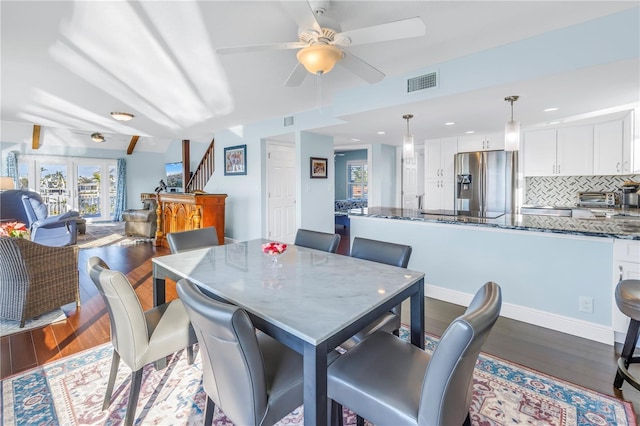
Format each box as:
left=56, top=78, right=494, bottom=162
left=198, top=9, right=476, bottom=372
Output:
left=403, top=134, right=415, bottom=159
left=504, top=119, right=520, bottom=151
left=296, top=45, right=343, bottom=75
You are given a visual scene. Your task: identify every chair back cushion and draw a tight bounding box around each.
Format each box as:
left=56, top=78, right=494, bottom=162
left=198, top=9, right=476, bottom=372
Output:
left=87, top=256, right=150, bottom=367
left=418, top=281, right=502, bottom=425
left=294, top=229, right=341, bottom=253
left=167, top=227, right=218, bottom=253
left=177, top=279, right=268, bottom=425
left=350, top=237, right=412, bottom=268
left=0, top=190, right=42, bottom=226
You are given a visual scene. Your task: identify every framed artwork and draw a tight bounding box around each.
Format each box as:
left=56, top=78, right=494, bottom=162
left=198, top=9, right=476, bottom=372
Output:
left=310, top=157, right=328, bottom=179
left=224, top=144, right=247, bottom=176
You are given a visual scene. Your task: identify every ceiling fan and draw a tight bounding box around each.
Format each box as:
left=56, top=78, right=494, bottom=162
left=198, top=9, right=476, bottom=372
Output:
left=215, top=0, right=426, bottom=86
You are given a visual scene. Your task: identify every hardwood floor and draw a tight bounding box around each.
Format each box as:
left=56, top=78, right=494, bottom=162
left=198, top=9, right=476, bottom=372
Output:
left=2, top=226, right=638, bottom=414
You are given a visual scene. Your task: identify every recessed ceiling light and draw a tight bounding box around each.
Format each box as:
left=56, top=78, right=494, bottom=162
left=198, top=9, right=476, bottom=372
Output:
left=91, top=132, right=105, bottom=143
left=548, top=121, right=561, bottom=125
left=465, top=130, right=475, bottom=134
left=377, top=131, right=385, bottom=135
left=110, top=111, right=134, bottom=121
left=445, top=122, right=455, bottom=126
left=351, top=138, right=360, bottom=142
left=544, top=107, right=558, bottom=112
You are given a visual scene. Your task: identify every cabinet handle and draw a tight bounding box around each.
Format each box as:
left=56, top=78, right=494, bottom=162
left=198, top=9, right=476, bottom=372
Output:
left=557, top=165, right=560, bottom=174
left=486, top=140, right=489, bottom=149
left=624, top=161, right=629, bottom=172
left=552, top=165, right=555, bottom=174
left=616, top=162, right=621, bottom=172
left=619, top=265, right=624, bottom=282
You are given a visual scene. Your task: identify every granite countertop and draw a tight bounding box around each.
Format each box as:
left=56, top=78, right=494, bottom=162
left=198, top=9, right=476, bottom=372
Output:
left=347, top=206, right=640, bottom=240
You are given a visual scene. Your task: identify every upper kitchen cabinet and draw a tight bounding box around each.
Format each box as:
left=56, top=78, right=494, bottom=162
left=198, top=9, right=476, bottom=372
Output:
left=556, top=125, right=594, bottom=176
left=524, top=126, right=594, bottom=176
left=456, top=132, right=504, bottom=153
left=424, top=137, right=457, bottom=210
left=593, top=117, right=633, bottom=175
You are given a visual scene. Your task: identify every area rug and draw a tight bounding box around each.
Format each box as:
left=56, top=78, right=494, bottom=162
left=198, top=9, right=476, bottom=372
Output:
left=77, top=222, right=153, bottom=249
left=0, top=308, right=67, bottom=338
left=1, top=329, right=635, bottom=426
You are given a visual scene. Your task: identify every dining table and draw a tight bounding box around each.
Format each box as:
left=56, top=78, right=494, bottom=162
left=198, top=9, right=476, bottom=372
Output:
left=152, top=238, right=425, bottom=425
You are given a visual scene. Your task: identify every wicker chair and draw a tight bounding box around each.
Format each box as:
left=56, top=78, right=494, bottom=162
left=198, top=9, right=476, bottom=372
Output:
left=0, top=236, right=80, bottom=327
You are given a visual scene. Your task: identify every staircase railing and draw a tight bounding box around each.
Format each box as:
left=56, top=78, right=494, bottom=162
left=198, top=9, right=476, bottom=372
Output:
left=185, top=138, right=215, bottom=193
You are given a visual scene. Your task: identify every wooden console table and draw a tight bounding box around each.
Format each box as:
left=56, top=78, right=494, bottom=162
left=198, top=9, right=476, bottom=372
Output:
left=142, top=193, right=227, bottom=247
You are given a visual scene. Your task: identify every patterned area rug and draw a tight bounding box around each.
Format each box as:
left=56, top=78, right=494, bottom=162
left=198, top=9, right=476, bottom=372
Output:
left=0, top=308, right=67, bottom=338
left=1, top=329, right=635, bottom=425
left=77, top=222, right=153, bottom=249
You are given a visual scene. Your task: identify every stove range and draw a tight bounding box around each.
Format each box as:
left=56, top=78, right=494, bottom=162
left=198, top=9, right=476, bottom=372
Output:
left=419, top=209, right=505, bottom=219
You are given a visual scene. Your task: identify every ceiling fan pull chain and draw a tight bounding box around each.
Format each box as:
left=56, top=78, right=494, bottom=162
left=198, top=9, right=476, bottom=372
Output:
left=317, top=73, right=323, bottom=112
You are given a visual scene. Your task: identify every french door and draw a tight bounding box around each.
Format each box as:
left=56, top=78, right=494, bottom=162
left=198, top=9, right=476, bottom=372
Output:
left=17, top=155, right=118, bottom=221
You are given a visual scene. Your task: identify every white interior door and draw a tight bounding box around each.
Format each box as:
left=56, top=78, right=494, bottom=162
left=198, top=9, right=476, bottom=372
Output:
left=402, top=154, right=419, bottom=209
left=266, top=142, right=296, bottom=243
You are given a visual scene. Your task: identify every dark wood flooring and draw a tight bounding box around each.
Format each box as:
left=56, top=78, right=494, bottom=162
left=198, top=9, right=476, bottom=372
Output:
left=2, top=225, right=638, bottom=414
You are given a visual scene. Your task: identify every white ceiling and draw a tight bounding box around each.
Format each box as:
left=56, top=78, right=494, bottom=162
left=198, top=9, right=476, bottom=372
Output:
left=1, top=1, right=639, bottom=153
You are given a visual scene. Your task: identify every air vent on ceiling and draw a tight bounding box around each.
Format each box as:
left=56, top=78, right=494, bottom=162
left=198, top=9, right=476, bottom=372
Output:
left=283, top=115, right=295, bottom=127
left=407, top=71, right=438, bottom=93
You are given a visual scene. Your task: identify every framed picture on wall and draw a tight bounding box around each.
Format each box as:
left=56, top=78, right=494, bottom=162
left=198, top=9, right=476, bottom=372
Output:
left=224, top=144, right=247, bottom=176
left=310, top=157, right=328, bottom=179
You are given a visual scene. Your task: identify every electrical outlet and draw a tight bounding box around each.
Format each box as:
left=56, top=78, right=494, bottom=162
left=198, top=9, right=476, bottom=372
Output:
left=579, top=296, right=593, bottom=313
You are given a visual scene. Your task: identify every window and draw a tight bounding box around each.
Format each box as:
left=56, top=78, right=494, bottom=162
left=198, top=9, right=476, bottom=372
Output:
left=347, top=160, right=368, bottom=199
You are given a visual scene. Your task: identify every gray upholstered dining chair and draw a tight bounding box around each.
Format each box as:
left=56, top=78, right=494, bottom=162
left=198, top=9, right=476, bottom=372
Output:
left=176, top=278, right=304, bottom=426
left=340, top=236, right=412, bottom=349
left=167, top=226, right=218, bottom=253
left=87, top=256, right=197, bottom=426
left=328, top=281, right=502, bottom=426
left=294, top=228, right=341, bottom=253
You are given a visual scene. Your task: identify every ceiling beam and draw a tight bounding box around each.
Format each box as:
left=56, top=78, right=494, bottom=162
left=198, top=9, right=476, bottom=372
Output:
left=32, top=125, right=41, bottom=149
left=127, top=135, right=140, bottom=155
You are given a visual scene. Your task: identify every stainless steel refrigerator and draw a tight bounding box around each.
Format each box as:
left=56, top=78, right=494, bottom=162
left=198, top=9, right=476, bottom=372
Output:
left=454, top=150, right=517, bottom=218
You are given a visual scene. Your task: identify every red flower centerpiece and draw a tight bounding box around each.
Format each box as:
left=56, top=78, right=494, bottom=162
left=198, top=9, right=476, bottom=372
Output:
left=262, top=242, right=287, bottom=266
left=0, top=221, right=29, bottom=239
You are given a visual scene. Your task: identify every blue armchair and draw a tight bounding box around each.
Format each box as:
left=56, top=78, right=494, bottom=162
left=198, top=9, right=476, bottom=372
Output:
left=0, top=190, right=79, bottom=246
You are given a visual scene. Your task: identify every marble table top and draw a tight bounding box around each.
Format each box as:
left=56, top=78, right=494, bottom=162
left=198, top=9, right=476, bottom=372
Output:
left=152, top=238, right=425, bottom=345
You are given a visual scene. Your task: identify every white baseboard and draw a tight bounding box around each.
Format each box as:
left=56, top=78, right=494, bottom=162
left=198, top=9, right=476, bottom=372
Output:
left=425, top=284, right=614, bottom=346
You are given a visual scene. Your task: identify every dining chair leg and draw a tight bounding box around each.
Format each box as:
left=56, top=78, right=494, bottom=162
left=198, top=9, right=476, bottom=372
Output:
left=103, top=350, right=120, bottom=410
left=356, top=414, right=365, bottom=426
left=464, top=412, right=471, bottom=426
left=187, top=345, right=194, bottom=364
left=330, top=400, right=343, bottom=426
left=124, top=369, right=144, bottom=426
left=204, top=396, right=216, bottom=425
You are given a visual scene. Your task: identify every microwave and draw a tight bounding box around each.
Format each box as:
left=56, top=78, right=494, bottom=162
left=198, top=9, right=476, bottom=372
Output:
left=577, top=192, right=617, bottom=207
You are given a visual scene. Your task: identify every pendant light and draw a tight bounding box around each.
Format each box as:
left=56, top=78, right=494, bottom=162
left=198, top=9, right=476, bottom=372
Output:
left=402, top=114, right=414, bottom=159
left=504, top=95, right=520, bottom=151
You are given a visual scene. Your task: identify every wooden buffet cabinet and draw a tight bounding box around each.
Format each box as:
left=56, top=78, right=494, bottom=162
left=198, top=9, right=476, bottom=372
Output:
left=142, top=193, right=227, bottom=247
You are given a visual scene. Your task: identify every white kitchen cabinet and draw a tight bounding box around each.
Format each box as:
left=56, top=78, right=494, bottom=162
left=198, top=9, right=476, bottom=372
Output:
left=612, top=240, right=640, bottom=343
left=523, top=129, right=557, bottom=176
left=457, top=132, right=504, bottom=153
left=424, top=137, right=457, bottom=210
left=556, top=125, right=593, bottom=176
left=593, top=118, right=633, bottom=175
left=524, top=126, right=594, bottom=176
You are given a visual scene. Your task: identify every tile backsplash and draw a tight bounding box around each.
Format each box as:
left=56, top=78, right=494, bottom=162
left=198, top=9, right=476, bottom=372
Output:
left=525, top=174, right=640, bottom=206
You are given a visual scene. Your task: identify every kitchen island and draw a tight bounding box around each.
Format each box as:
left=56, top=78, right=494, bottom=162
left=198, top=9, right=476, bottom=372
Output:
left=347, top=207, right=640, bottom=345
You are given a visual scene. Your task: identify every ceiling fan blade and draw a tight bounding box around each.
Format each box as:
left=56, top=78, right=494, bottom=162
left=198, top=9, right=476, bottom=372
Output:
left=340, top=51, right=385, bottom=84
left=335, top=17, right=426, bottom=47
left=280, top=0, right=321, bottom=33
left=216, top=42, right=306, bottom=55
left=284, top=63, right=308, bottom=87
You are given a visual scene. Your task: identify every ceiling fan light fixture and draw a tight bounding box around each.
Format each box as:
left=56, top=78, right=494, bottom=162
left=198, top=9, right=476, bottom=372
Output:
left=110, top=111, right=134, bottom=121
left=296, top=44, right=344, bottom=75
left=91, top=132, right=105, bottom=143
left=504, top=95, right=520, bottom=151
